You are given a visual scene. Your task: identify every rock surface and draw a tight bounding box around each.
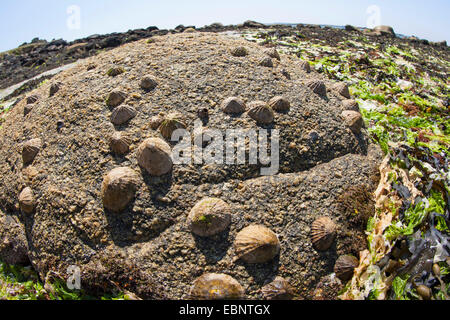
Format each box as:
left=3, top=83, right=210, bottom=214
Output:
left=0, top=32, right=382, bottom=299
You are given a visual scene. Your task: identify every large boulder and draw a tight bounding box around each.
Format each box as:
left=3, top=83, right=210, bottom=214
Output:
left=373, top=25, right=396, bottom=37
left=0, top=32, right=381, bottom=299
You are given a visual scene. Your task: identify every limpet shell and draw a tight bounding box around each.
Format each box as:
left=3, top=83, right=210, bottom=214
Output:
left=234, top=225, right=280, bottom=264
left=311, top=217, right=336, bottom=251
left=106, top=90, right=127, bottom=108
left=109, top=132, right=131, bottom=155
left=49, top=82, right=62, bottom=97
left=111, top=105, right=137, bottom=126
left=222, top=97, right=246, bottom=114
left=137, top=138, right=173, bottom=176
left=26, top=94, right=40, bottom=104
left=341, top=110, right=363, bottom=134
left=342, top=99, right=360, bottom=112
left=247, top=101, right=274, bottom=124
left=188, top=198, right=231, bottom=237
left=264, top=48, right=280, bottom=61
left=158, top=113, right=187, bottom=140
left=140, top=76, right=158, bottom=91
left=22, top=138, right=42, bottom=165
left=333, top=82, right=351, bottom=99
left=261, top=277, right=295, bottom=300
left=101, top=167, right=140, bottom=213
left=259, top=57, right=273, bottom=67
left=19, top=187, right=35, bottom=214
left=24, top=104, right=34, bottom=116
left=334, top=255, right=359, bottom=281
left=230, top=46, right=248, bottom=57
left=306, top=80, right=326, bottom=96
left=150, top=115, right=164, bottom=130
left=268, top=96, right=290, bottom=112
left=190, top=273, right=244, bottom=300
left=298, top=60, right=311, bottom=73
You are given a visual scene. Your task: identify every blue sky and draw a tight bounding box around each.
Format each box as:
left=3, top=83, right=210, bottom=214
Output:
left=0, top=0, right=449, bottom=52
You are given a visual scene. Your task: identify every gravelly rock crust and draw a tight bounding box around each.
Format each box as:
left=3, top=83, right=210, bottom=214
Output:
left=0, top=32, right=382, bottom=299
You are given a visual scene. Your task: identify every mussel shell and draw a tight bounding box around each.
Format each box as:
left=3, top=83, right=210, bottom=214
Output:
left=334, top=255, right=359, bottom=281
left=311, top=216, right=336, bottom=251
left=101, top=167, right=140, bottom=213
left=188, top=198, right=231, bottom=237
left=19, top=187, right=35, bottom=214
left=306, top=80, right=326, bottom=96
left=111, top=105, right=137, bottom=126
left=136, top=138, right=173, bottom=176
left=247, top=101, right=274, bottom=124
left=109, top=132, right=131, bottom=155
left=22, top=138, right=42, bottom=165
left=261, top=277, right=295, bottom=300
left=234, top=225, right=280, bottom=264
left=190, top=273, right=244, bottom=300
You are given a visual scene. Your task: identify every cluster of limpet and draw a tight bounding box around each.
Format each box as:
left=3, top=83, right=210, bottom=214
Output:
left=311, top=217, right=336, bottom=251
left=190, top=273, right=245, bottom=300
left=137, top=138, right=173, bottom=176
left=158, top=113, right=187, bottom=140
left=234, top=225, right=280, bottom=264
left=101, top=167, right=140, bottom=213
left=188, top=198, right=231, bottom=237
left=261, top=277, right=295, bottom=300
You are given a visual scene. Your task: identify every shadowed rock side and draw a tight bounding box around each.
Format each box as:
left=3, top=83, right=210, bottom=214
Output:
left=0, top=32, right=381, bottom=299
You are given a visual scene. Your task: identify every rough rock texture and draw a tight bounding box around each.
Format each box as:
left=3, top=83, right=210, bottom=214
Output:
left=0, top=32, right=382, bottom=299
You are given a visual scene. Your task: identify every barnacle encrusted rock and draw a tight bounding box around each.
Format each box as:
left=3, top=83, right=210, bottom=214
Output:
left=222, top=97, right=246, bottom=114
left=341, top=110, right=364, bottom=134
left=22, top=138, right=42, bottom=165
left=109, top=131, right=131, bottom=155
left=268, top=96, right=290, bottom=112
left=137, top=138, right=173, bottom=176
left=190, top=273, right=245, bottom=300
left=0, top=211, right=29, bottom=265
left=106, top=89, right=127, bottom=108
left=0, top=32, right=380, bottom=299
left=247, top=101, right=274, bottom=124
left=101, top=167, right=140, bottom=212
left=311, top=217, right=336, bottom=251
left=306, top=80, right=327, bottom=96
left=111, top=105, right=137, bottom=126
left=234, top=225, right=280, bottom=263
left=188, top=198, right=231, bottom=237
left=18, top=187, right=35, bottom=214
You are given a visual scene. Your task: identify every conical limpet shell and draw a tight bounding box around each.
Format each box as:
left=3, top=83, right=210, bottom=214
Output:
left=137, top=138, right=173, bottom=176
left=234, top=225, right=280, bottom=264
left=341, top=110, right=363, bottom=134
left=230, top=46, right=248, bottom=57
left=49, top=82, right=62, bottom=97
left=259, top=57, right=273, bottom=67
left=22, top=138, right=42, bottom=165
left=107, top=66, right=125, bottom=77
left=158, top=113, right=187, bottom=140
left=342, top=99, right=360, bottom=112
left=261, top=277, right=295, bottom=300
left=311, top=217, right=336, bottom=251
left=24, top=104, right=34, bottom=116
left=188, top=198, right=231, bottom=237
left=19, top=187, right=35, bottom=214
left=106, top=90, right=127, bottom=108
left=333, top=82, right=351, bottom=99
left=101, top=167, right=140, bottom=213
left=247, top=101, right=274, bottom=124
left=306, top=80, right=326, bottom=96
left=26, top=94, right=40, bottom=104
left=298, top=60, right=311, bottom=73
left=268, top=96, right=290, bottom=112
left=190, top=273, right=244, bottom=300
left=334, top=255, right=359, bottom=281
left=109, top=132, right=131, bottom=155
left=150, top=115, right=164, bottom=130
left=222, top=97, right=246, bottom=114
left=111, top=105, right=137, bottom=126
left=140, top=76, right=158, bottom=91
left=264, top=48, right=280, bottom=61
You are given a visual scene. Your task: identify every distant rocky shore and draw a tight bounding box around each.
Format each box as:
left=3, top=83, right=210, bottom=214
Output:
left=0, top=21, right=447, bottom=94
